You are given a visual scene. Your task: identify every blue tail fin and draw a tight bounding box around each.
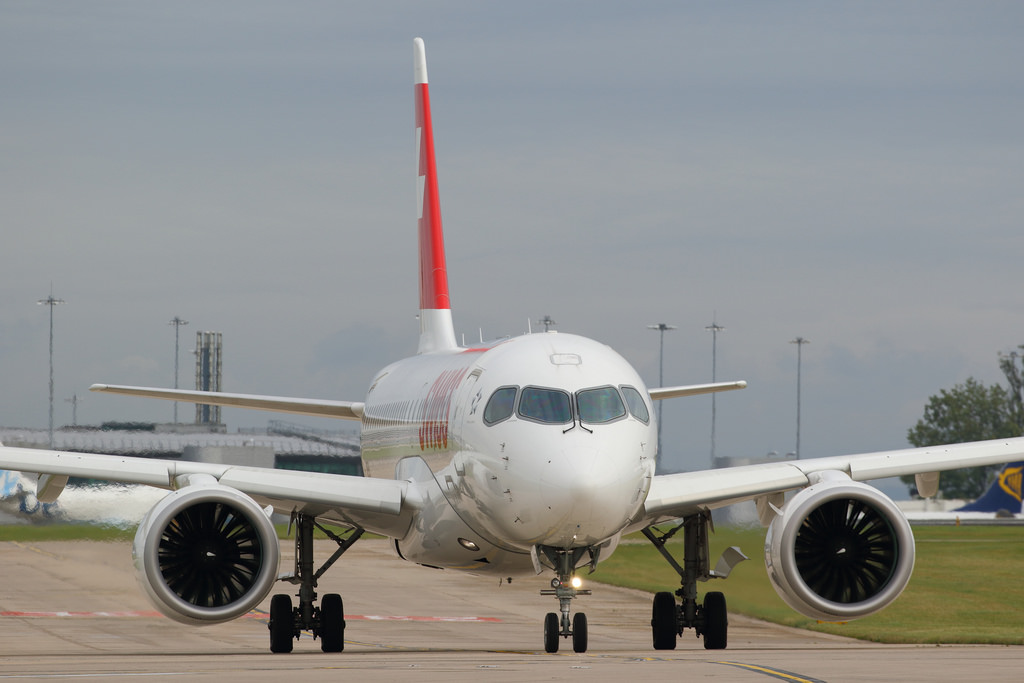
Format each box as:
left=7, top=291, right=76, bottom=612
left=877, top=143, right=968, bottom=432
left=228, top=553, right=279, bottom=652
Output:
left=955, top=462, right=1024, bottom=513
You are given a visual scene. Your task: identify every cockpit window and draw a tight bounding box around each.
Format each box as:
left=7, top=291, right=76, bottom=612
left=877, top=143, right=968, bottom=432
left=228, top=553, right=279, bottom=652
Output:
left=517, top=387, right=572, bottom=424
left=577, top=386, right=627, bottom=424
left=620, top=386, right=650, bottom=423
left=483, top=386, right=518, bottom=425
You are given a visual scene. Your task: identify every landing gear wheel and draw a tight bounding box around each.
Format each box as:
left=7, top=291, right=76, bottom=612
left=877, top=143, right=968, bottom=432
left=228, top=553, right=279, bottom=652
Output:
left=319, top=593, right=345, bottom=653
left=572, top=612, right=588, bottom=653
left=651, top=591, right=677, bottom=650
left=543, top=612, right=560, bottom=653
left=702, top=591, right=727, bottom=650
left=269, top=594, right=294, bottom=653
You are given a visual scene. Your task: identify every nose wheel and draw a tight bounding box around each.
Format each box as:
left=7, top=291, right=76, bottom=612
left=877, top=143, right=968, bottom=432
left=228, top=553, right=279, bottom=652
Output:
left=542, top=609, right=588, bottom=653
left=537, top=546, right=594, bottom=653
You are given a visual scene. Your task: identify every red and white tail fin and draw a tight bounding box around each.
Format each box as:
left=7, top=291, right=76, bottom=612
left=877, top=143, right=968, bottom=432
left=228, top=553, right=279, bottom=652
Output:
left=414, top=37, right=458, bottom=354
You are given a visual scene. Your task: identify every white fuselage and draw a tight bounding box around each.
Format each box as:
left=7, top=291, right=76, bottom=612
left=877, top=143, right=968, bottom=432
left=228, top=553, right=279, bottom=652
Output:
left=358, top=331, right=657, bottom=575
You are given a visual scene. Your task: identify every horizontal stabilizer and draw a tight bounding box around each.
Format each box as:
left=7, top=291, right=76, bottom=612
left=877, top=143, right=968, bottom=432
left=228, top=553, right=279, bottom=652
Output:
left=649, top=381, right=747, bottom=401
left=89, top=384, right=364, bottom=421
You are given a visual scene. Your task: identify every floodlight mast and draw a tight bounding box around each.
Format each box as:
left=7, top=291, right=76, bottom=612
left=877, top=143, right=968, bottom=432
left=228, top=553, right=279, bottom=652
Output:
left=705, top=318, right=726, bottom=468
left=169, top=317, right=189, bottom=423
left=790, top=336, right=810, bottom=459
left=65, top=393, right=80, bottom=426
left=38, top=292, right=65, bottom=448
left=647, top=322, right=677, bottom=467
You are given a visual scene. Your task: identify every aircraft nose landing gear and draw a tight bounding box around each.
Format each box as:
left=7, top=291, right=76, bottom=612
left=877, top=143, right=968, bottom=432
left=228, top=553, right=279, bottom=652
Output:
left=537, top=546, right=595, bottom=653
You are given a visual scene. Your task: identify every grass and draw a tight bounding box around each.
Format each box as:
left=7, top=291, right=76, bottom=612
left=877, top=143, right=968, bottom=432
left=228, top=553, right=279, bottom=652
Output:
left=0, top=523, right=133, bottom=542
left=594, top=525, right=1024, bottom=644
left=2, top=522, right=1021, bottom=644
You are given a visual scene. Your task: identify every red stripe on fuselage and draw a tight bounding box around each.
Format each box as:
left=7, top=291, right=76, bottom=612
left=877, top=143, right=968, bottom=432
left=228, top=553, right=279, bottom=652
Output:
left=418, top=367, right=468, bottom=451
left=415, top=82, right=450, bottom=311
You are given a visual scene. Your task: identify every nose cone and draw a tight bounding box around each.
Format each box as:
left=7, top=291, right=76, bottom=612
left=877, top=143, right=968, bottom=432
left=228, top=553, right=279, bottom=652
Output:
left=532, top=439, right=650, bottom=547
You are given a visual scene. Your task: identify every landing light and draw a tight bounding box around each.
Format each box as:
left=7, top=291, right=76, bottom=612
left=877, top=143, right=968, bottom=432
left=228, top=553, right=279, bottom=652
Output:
left=570, top=576, right=583, bottom=589
left=457, top=538, right=480, bottom=552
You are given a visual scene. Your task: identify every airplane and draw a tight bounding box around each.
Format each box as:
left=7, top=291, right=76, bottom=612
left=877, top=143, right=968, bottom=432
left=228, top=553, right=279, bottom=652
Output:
left=902, top=461, right=1024, bottom=523
left=956, top=461, right=1023, bottom=513
left=2, top=37, right=1024, bottom=655
left=0, top=466, right=165, bottom=526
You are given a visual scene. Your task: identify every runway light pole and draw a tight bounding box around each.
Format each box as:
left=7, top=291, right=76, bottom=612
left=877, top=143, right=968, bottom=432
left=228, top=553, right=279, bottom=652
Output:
left=65, top=393, right=80, bottom=427
left=38, top=292, right=65, bottom=448
left=705, top=318, right=725, bottom=468
left=648, top=322, right=677, bottom=464
left=169, top=317, right=189, bottom=424
left=790, top=336, right=810, bottom=459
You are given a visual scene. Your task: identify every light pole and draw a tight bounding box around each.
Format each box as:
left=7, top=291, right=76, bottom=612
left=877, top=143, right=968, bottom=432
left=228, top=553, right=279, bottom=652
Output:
left=790, top=336, right=810, bottom=459
left=169, top=317, right=189, bottom=424
left=705, top=318, right=725, bottom=467
left=536, top=315, right=557, bottom=332
left=65, top=394, right=80, bottom=427
left=38, top=292, right=65, bottom=448
left=647, top=322, right=676, bottom=463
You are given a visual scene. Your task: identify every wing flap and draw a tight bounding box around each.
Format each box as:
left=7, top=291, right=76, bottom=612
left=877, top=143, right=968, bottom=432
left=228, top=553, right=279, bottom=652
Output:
left=90, top=384, right=364, bottom=420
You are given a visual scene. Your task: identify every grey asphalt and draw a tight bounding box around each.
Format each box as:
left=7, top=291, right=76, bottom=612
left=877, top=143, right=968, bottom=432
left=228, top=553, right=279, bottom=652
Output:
left=0, top=538, right=1018, bottom=682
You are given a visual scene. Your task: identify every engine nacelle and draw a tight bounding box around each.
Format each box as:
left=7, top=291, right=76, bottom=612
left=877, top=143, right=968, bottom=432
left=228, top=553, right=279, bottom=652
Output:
left=764, top=472, right=915, bottom=621
left=133, top=483, right=280, bottom=626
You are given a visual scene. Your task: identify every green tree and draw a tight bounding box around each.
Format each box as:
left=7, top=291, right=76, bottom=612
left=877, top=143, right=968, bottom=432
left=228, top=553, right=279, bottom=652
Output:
left=903, top=378, right=1017, bottom=499
left=997, top=345, right=1024, bottom=433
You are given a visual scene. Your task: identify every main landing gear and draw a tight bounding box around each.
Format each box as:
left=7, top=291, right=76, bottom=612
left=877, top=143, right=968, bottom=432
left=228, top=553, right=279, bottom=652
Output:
left=643, top=510, right=747, bottom=651
left=268, top=512, right=364, bottom=653
left=537, top=546, right=596, bottom=653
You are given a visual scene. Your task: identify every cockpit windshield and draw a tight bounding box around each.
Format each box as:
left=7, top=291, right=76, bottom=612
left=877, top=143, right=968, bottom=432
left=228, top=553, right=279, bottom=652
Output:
left=483, top=386, right=517, bottom=424
left=517, top=387, right=572, bottom=424
left=620, top=385, right=650, bottom=423
left=576, top=386, right=626, bottom=424
left=482, top=384, right=649, bottom=427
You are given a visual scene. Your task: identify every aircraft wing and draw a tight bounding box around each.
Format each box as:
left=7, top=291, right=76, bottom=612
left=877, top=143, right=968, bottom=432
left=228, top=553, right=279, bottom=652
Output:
left=90, top=384, right=364, bottom=420
left=638, top=436, right=1024, bottom=524
left=649, top=381, right=747, bottom=400
left=0, top=445, right=413, bottom=538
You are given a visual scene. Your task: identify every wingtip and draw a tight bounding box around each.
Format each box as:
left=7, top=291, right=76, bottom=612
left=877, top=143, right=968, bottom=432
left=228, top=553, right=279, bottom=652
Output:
left=414, top=37, right=428, bottom=85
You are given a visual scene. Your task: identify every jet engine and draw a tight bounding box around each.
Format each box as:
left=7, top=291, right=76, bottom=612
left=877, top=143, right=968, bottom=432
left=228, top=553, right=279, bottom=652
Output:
left=133, top=481, right=280, bottom=625
left=764, top=471, right=915, bottom=621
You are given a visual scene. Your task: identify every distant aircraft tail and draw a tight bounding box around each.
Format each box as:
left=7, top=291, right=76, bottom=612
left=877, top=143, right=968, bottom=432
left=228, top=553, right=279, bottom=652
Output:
left=955, top=461, right=1024, bottom=513
left=414, top=37, right=458, bottom=354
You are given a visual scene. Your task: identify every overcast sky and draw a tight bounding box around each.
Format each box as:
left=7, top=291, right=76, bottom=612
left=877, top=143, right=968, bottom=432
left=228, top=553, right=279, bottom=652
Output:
left=3, top=2, right=1022, bottom=489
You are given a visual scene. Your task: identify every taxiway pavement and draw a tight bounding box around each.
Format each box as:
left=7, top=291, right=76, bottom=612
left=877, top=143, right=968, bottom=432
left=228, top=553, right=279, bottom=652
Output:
left=0, top=538, right=1018, bottom=682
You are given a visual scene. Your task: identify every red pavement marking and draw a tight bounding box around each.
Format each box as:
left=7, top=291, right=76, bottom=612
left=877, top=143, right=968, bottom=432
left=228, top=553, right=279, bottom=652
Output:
left=1, top=610, right=500, bottom=622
